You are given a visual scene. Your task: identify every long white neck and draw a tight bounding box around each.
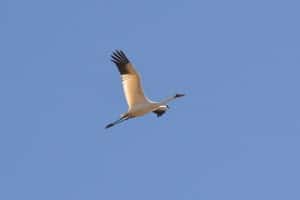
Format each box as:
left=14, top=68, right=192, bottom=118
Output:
left=159, top=95, right=177, bottom=105
left=159, top=93, right=185, bottom=105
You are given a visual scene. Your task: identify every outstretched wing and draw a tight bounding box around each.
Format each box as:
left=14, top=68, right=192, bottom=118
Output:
left=111, top=50, right=149, bottom=109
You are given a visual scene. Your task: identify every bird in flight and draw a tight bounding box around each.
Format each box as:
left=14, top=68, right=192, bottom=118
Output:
left=105, top=50, right=185, bottom=129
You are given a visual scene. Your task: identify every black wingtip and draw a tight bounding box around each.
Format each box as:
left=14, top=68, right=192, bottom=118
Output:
left=153, top=109, right=167, bottom=117
left=110, top=50, right=131, bottom=74
left=111, top=50, right=129, bottom=64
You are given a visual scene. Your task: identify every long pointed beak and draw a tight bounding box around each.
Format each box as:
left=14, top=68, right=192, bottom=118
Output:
left=175, top=93, right=185, bottom=98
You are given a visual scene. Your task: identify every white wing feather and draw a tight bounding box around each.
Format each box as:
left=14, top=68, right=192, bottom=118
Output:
left=111, top=50, right=150, bottom=109
left=121, top=71, right=149, bottom=108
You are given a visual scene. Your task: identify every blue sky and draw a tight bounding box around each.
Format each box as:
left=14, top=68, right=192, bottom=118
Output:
left=1, top=0, right=300, bottom=199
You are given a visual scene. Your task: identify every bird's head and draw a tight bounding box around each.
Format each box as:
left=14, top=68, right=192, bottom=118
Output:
left=174, top=93, right=185, bottom=98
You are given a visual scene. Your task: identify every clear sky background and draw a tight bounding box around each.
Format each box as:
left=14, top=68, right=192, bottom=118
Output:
left=1, top=0, right=300, bottom=199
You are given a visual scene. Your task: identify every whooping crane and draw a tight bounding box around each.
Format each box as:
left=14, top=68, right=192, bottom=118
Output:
left=105, top=50, right=185, bottom=129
